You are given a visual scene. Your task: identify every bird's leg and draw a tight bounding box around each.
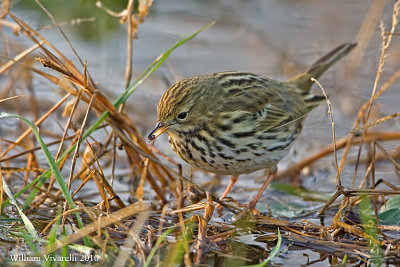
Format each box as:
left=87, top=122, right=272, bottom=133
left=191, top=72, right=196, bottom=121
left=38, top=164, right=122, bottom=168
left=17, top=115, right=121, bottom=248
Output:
left=246, top=172, right=275, bottom=211
left=219, top=175, right=239, bottom=200
left=216, top=175, right=238, bottom=213
left=238, top=168, right=277, bottom=217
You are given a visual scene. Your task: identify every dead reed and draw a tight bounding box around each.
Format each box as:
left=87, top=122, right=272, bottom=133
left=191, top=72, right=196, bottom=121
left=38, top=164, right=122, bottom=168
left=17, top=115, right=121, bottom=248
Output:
left=0, top=0, right=399, bottom=266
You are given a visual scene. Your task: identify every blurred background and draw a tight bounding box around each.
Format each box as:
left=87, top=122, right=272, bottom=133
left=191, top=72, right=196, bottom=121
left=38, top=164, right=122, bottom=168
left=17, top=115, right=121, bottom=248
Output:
left=1, top=1, right=400, bottom=265
left=4, top=0, right=400, bottom=201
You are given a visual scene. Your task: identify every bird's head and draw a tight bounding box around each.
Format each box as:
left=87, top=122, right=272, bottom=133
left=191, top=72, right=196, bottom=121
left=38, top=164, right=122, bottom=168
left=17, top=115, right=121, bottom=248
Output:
left=148, top=76, right=213, bottom=141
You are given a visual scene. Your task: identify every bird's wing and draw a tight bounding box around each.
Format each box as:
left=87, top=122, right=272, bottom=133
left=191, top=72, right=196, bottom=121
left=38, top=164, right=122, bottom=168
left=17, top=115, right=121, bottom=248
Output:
left=218, top=76, right=316, bottom=131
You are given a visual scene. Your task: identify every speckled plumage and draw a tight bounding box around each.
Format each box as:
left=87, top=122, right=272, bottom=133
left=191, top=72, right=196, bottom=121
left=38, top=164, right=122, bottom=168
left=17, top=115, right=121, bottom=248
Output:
left=149, top=43, right=356, bottom=176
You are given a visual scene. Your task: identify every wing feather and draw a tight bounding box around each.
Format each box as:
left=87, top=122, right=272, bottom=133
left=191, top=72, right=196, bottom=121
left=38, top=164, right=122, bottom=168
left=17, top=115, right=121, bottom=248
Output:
left=214, top=72, right=321, bottom=131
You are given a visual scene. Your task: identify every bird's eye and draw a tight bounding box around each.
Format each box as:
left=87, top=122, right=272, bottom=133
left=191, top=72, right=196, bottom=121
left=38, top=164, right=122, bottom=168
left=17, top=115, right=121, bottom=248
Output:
left=177, top=111, right=188, bottom=120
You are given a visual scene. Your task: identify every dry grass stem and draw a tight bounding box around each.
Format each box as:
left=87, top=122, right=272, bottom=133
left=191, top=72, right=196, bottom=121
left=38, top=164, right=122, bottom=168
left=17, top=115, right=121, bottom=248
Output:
left=311, top=77, right=340, bottom=185
left=1, top=1, right=399, bottom=265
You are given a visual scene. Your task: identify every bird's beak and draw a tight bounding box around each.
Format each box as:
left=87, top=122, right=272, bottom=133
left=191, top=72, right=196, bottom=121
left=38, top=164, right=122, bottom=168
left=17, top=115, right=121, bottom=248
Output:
left=148, top=121, right=169, bottom=141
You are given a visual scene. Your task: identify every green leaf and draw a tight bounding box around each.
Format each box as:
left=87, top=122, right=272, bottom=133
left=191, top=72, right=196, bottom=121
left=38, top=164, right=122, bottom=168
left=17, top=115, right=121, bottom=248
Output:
left=268, top=202, right=308, bottom=217
left=271, top=182, right=331, bottom=202
left=380, top=195, right=400, bottom=211
left=379, top=196, right=400, bottom=225
left=379, top=208, right=400, bottom=225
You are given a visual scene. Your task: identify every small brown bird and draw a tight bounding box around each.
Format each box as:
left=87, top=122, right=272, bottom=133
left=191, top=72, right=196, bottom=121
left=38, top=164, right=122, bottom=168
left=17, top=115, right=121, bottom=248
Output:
left=148, top=43, right=356, bottom=211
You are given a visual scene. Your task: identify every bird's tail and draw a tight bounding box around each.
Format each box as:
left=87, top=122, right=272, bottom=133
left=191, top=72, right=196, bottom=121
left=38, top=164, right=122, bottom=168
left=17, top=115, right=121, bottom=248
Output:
left=287, top=42, right=356, bottom=92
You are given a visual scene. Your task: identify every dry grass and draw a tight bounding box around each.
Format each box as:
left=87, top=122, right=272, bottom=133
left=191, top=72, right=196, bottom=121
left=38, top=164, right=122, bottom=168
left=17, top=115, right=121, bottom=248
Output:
left=0, top=0, right=400, bottom=266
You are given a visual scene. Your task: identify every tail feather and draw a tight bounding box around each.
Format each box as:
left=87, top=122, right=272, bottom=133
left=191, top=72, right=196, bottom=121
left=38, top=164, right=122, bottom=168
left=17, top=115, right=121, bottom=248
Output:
left=287, top=42, right=356, bottom=92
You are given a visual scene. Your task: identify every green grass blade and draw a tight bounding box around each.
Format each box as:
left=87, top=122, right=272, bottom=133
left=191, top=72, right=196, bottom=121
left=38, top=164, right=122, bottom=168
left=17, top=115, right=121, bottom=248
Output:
left=243, top=228, right=282, bottom=267
left=164, top=224, right=193, bottom=266
left=0, top=169, right=48, bottom=210
left=0, top=113, right=74, bottom=207
left=144, top=227, right=174, bottom=267
left=2, top=176, right=39, bottom=239
left=20, top=229, right=41, bottom=255
left=342, top=254, right=348, bottom=266
left=0, top=113, right=91, bottom=247
left=116, top=21, right=215, bottom=106
left=359, top=196, right=384, bottom=266
left=45, top=208, right=62, bottom=267
left=60, top=228, right=69, bottom=267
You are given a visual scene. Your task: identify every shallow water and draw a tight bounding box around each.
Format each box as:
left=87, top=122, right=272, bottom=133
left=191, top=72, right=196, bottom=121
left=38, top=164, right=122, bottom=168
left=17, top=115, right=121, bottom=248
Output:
left=3, top=0, right=400, bottom=265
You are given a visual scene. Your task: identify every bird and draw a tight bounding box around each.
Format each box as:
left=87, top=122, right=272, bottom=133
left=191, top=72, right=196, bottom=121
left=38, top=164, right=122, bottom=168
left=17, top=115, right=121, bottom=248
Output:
left=148, top=43, right=356, bottom=212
